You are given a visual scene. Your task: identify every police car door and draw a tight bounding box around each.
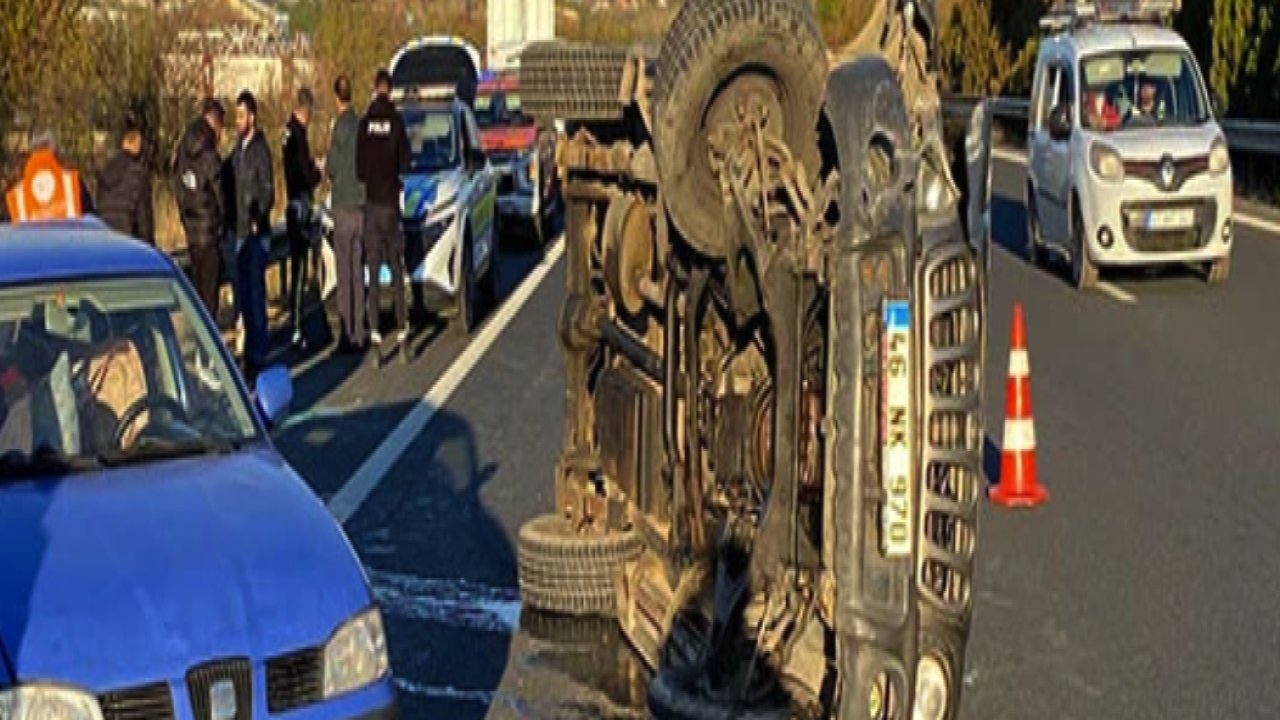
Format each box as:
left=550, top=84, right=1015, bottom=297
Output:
left=462, top=107, right=496, bottom=275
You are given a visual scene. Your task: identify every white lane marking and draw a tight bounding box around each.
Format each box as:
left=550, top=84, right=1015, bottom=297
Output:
left=1236, top=212, right=1280, bottom=235
left=279, top=403, right=361, bottom=431
left=992, top=148, right=1280, bottom=238
left=370, top=569, right=521, bottom=635
left=394, top=678, right=497, bottom=705
left=1096, top=281, right=1138, bottom=305
left=327, top=238, right=565, bottom=524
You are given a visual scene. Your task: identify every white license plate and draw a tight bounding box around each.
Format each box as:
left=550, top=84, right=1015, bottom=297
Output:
left=881, top=300, right=913, bottom=558
left=1144, top=208, right=1195, bottom=231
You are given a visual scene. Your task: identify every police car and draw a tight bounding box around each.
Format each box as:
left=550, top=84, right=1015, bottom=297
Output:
left=0, top=169, right=397, bottom=720
left=378, top=37, right=500, bottom=332
left=1026, top=0, right=1233, bottom=288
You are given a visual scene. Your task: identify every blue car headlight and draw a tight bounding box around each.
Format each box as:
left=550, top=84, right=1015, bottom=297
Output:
left=0, top=686, right=104, bottom=720
left=322, top=607, right=390, bottom=699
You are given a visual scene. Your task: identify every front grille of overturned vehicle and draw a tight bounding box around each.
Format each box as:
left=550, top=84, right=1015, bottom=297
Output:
left=918, top=244, right=982, bottom=616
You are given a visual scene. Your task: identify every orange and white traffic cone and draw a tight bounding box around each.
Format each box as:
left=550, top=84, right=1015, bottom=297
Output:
left=989, top=303, right=1048, bottom=508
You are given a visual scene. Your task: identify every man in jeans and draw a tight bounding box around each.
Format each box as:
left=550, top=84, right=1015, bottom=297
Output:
left=230, top=90, right=275, bottom=382
left=325, top=75, right=368, bottom=354
left=356, top=69, right=411, bottom=364
left=283, top=87, right=323, bottom=349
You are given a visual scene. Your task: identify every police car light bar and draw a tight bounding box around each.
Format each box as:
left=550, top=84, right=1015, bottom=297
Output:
left=1040, top=0, right=1181, bottom=33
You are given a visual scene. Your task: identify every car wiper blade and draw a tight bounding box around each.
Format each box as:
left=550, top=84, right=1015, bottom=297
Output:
left=0, top=447, right=102, bottom=481
left=97, top=437, right=244, bottom=468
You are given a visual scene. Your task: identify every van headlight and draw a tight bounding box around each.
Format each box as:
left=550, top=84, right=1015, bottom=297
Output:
left=1090, top=143, right=1125, bottom=183
left=0, top=686, right=104, bottom=720
left=322, top=607, right=390, bottom=698
left=1209, top=138, right=1231, bottom=175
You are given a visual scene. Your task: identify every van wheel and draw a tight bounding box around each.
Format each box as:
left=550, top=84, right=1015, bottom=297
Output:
left=516, top=514, right=642, bottom=616
left=651, top=0, right=827, bottom=258
left=1025, top=184, right=1045, bottom=266
left=1206, top=256, right=1231, bottom=285
left=1071, top=204, right=1098, bottom=290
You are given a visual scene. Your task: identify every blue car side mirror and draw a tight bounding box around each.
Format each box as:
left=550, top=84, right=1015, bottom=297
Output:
left=254, top=365, right=293, bottom=429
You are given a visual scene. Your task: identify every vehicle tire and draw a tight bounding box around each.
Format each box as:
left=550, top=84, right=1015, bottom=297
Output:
left=652, top=0, right=827, bottom=258
left=460, top=229, right=481, bottom=333
left=520, top=42, right=633, bottom=123
left=516, top=514, right=642, bottom=617
left=1071, top=203, right=1098, bottom=290
left=1206, top=255, right=1231, bottom=285
left=521, top=609, right=617, bottom=648
left=1025, top=183, right=1045, bottom=267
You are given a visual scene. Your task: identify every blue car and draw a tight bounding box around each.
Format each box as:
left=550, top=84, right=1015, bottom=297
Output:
left=0, top=218, right=397, bottom=720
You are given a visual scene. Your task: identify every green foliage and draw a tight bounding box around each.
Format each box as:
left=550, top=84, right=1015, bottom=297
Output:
left=938, top=0, right=1038, bottom=95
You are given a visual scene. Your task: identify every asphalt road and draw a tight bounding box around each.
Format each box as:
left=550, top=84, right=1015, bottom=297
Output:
left=272, top=160, right=1280, bottom=719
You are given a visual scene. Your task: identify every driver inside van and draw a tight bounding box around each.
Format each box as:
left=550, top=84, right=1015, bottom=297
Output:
left=1129, top=80, right=1165, bottom=123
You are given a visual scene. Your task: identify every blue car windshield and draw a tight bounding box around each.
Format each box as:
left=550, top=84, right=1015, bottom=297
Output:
left=0, top=276, right=259, bottom=479
left=403, top=107, right=459, bottom=173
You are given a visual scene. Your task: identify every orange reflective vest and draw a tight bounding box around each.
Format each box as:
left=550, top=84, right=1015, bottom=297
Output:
left=5, top=149, right=82, bottom=223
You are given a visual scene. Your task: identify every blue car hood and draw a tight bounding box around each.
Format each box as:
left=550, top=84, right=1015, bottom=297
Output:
left=0, top=448, right=371, bottom=691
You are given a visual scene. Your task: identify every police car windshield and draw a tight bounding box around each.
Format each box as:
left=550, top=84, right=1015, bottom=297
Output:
left=0, top=276, right=259, bottom=479
left=403, top=107, right=459, bottom=172
left=1079, top=49, right=1211, bottom=132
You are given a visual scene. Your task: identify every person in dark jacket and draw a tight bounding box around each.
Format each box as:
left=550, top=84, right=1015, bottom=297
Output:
left=356, top=68, right=411, bottom=359
left=229, top=90, right=275, bottom=381
left=326, top=74, right=367, bottom=353
left=282, top=87, right=323, bottom=348
left=174, top=98, right=225, bottom=318
left=96, top=114, right=154, bottom=244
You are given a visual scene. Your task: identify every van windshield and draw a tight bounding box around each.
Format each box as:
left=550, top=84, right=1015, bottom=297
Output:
left=1079, top=49, right=1211, bottom=132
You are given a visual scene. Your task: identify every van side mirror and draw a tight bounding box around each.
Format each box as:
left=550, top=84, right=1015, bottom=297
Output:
left=1049, top=105, right=1073, bottom=142
left=254, top=365, right=293, bottom=430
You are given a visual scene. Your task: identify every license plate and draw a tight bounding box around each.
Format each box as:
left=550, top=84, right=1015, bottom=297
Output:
left=1144, top=208, right=1195, bottom=231
left=880, top=300, right=913, bottom=558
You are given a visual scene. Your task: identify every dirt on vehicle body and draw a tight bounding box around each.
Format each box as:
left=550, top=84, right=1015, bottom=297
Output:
left=516, top=1, right=993, bottom=717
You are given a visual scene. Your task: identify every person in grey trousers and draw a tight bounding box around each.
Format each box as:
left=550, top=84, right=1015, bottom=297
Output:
left=325, top=75, right=368, bottom=354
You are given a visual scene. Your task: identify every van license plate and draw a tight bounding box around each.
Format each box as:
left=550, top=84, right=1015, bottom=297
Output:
left=881, top=300, right=913, bottom=559
left=1145, top=208, right=1195, bottom=231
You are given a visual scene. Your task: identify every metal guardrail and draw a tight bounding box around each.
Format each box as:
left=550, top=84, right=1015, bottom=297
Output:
left=944, top=95, right=1280, bottom=156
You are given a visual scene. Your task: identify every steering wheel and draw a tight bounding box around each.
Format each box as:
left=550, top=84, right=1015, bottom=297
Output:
left=112, top=395, right=190, bottom=450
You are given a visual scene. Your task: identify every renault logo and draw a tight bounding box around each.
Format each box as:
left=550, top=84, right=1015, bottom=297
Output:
left=210, top=679, right=236, bottom=720
left=1160, top=156, right=1177, bottom=190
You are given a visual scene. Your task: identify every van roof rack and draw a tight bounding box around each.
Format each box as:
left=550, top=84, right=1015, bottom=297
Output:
left=1040, top=0, right=1181, bottom=34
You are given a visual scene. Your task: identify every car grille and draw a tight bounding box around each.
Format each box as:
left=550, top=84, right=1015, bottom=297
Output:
left=266, top=648, right=324, bottom=713
left=1123, top=155, right=1209, bottom=192
left=917, top=243, right=982, bottom=617
left=99, top=682, right=174, bottom=720
left=186, top=658, right=252, bottom=720
left=1121, top=198, right=1217, bottom=253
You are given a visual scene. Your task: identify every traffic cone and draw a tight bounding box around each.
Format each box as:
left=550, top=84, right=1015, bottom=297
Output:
left=989, top=303, right=1048, bottom=508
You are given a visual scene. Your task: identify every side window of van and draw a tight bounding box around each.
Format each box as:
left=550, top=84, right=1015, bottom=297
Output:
left=1034, top=64, right=1061, bottom=130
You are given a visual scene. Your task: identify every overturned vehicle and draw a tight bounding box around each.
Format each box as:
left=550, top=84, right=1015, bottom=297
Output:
left=516, top=0, right=993, bottom=717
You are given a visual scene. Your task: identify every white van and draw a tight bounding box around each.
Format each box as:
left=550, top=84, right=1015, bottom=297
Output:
left=1026, top=1, right=1233, bottom=288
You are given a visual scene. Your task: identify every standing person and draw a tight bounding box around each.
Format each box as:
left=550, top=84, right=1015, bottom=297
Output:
left=230, top=90, right=275, bottom=382
left=325, top=74, right=367, bottom=354
left=356, top=68, right=411, bottom=363
left=96, top=112, right=154, bottom=244
left=174, top=98, right=226, bottom=318
left=283, top=87, right=324, bottom=349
